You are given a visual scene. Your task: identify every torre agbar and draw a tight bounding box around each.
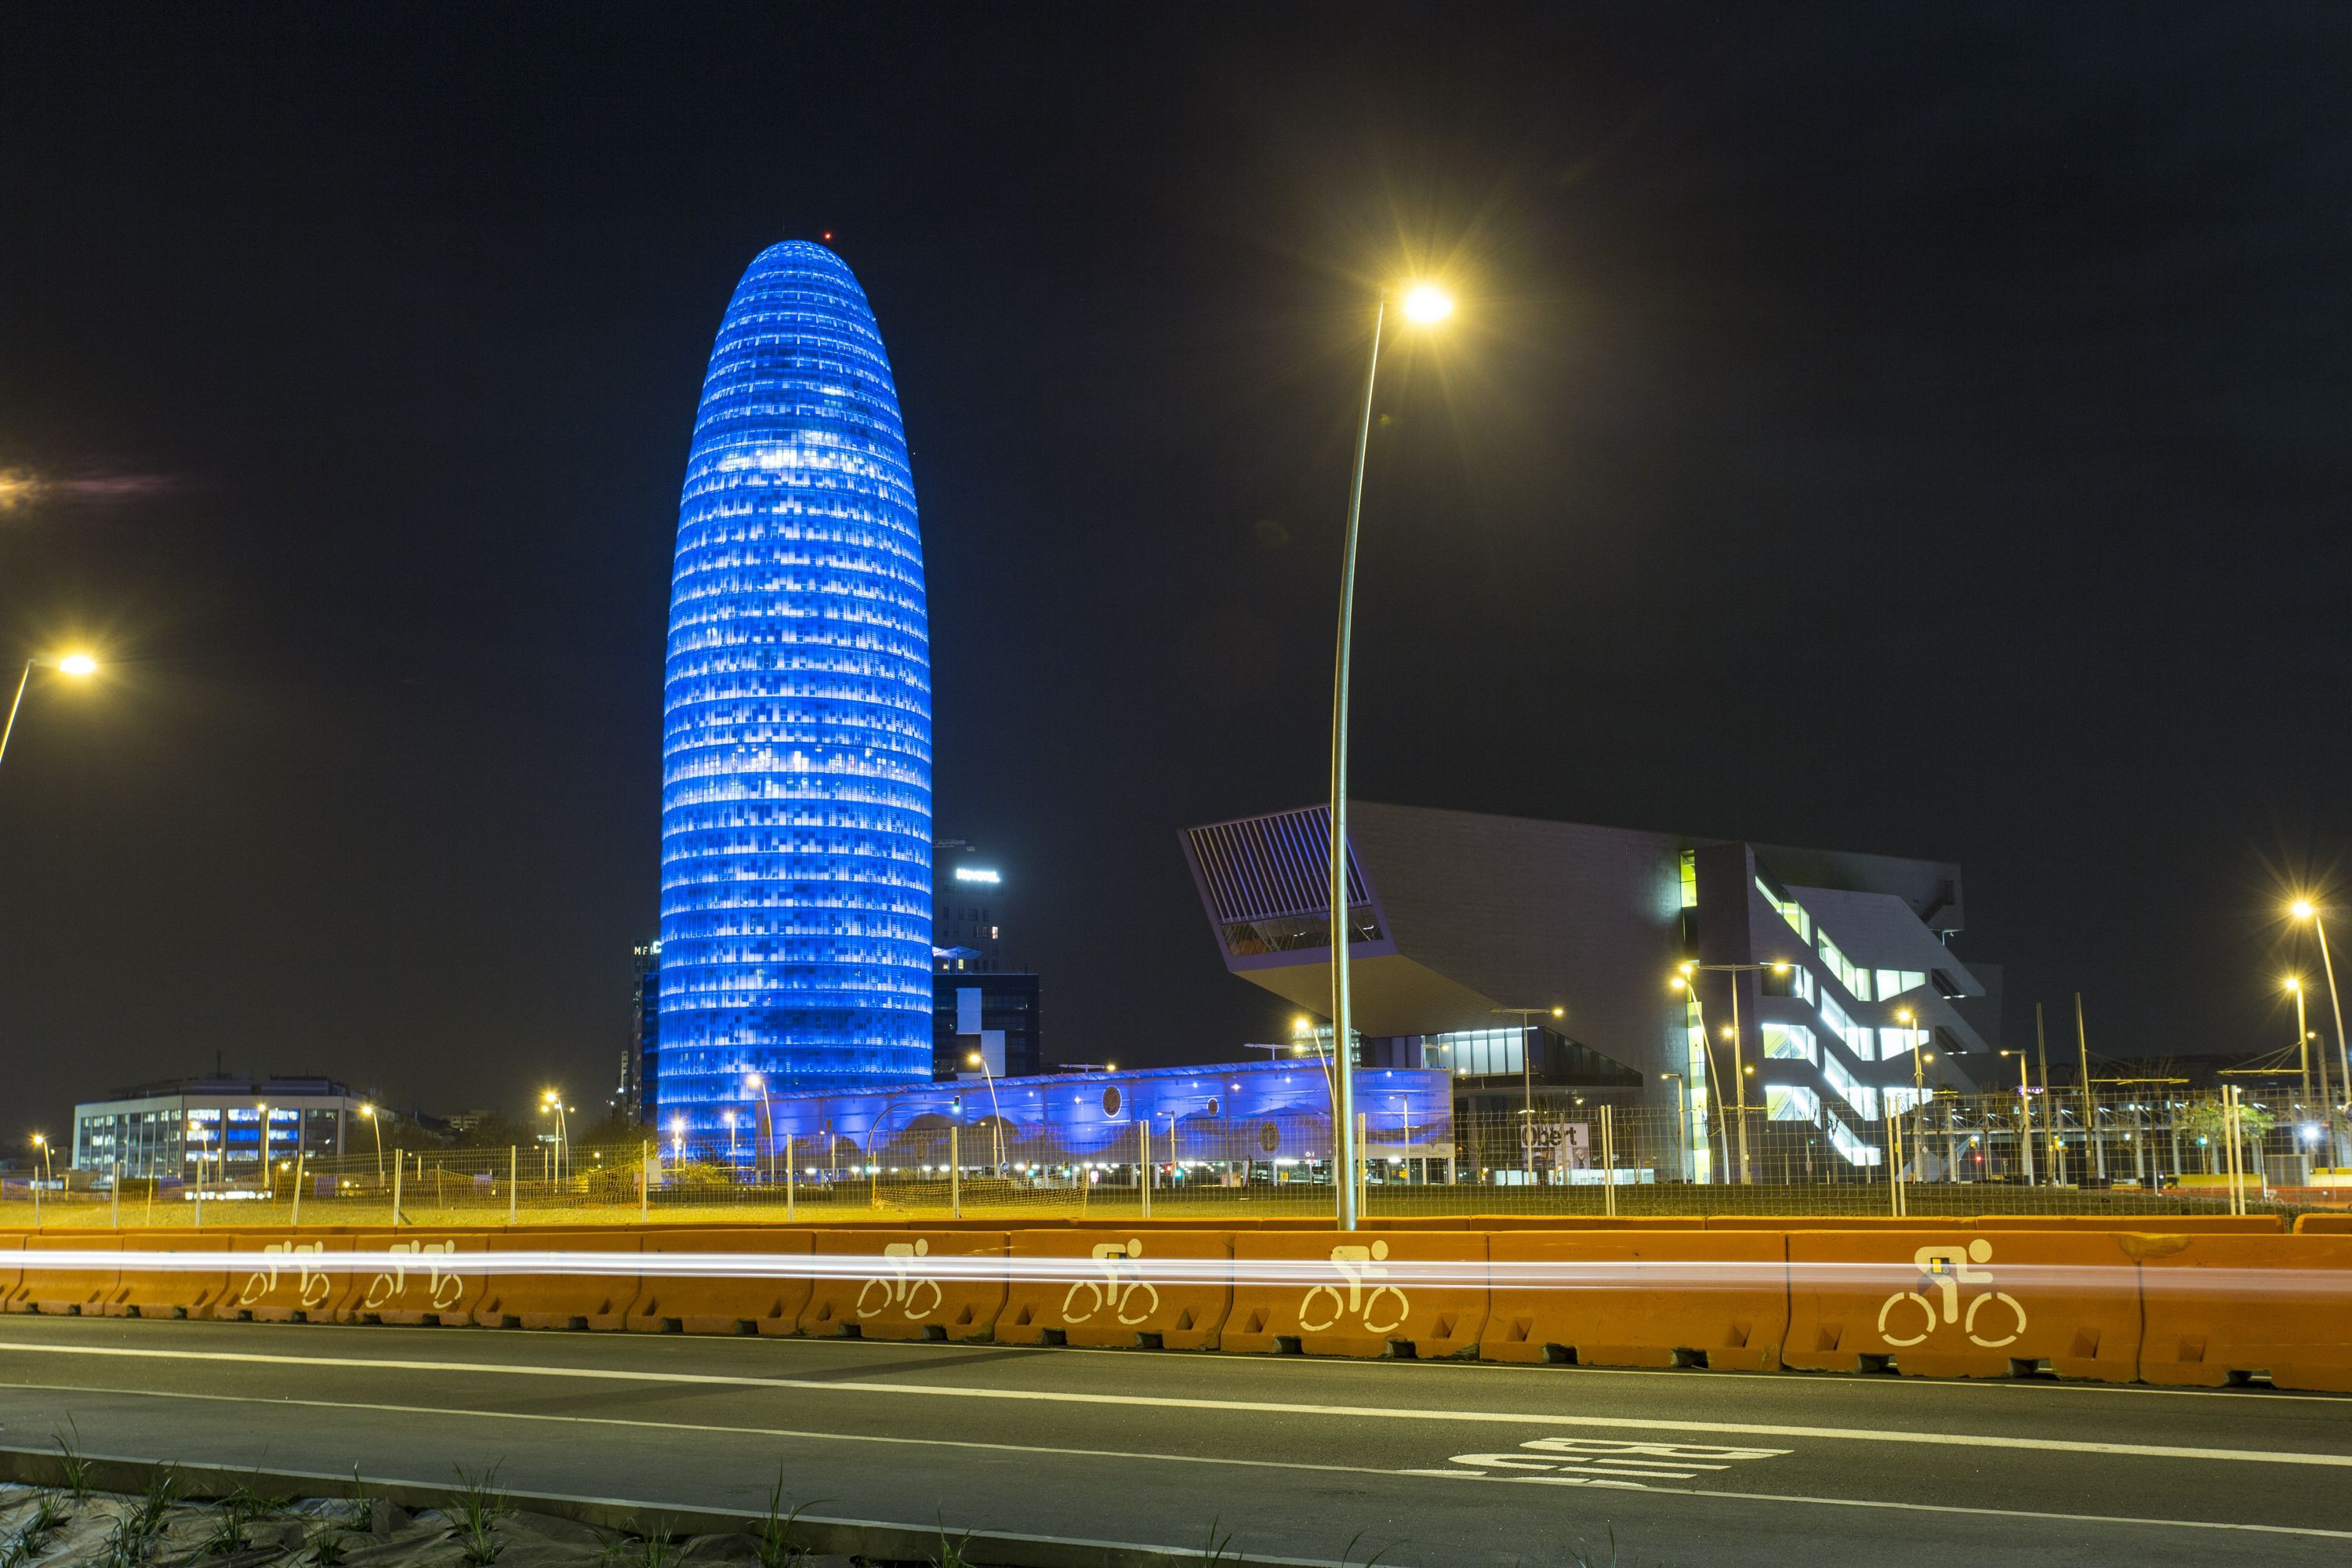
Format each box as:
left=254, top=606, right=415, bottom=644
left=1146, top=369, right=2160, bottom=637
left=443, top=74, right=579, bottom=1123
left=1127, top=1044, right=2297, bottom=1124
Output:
left=658, top=241, right=932, bottom=1132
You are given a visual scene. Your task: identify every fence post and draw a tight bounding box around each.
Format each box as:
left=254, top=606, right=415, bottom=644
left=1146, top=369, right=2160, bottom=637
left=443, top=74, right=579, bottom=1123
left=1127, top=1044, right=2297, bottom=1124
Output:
left=390, top=1149, right=404, bottom=1229
left=1137, top=1119, right=1149, bottom=1221
left=1600, top=1105, right=1616, bottom=1217
left=292, top=1148, right=305, bottom=1227
left=951, top=1125, right=962, bottom=1220
left=785, top=1133, right=795, bottom=1221
left=509, top=1145, right=518, bottom=1226
left=639, top=1139, right=649, bottom=1223
left=112, top=1162, right=121, bottom=1229
left=1356, top=1112, right=1369, bottom=1220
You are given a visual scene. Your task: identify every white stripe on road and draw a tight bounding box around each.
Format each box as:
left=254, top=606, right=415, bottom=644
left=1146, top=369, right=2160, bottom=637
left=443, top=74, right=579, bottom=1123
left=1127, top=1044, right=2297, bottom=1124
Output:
left=6, top=1381, right=2350, bottom=1543
left=5, top=1337, right=2352, bottom=1472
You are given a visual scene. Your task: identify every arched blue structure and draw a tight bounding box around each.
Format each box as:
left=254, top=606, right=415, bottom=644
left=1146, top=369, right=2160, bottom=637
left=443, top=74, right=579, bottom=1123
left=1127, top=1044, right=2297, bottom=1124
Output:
left=658, top=241, right=931, bottom=1134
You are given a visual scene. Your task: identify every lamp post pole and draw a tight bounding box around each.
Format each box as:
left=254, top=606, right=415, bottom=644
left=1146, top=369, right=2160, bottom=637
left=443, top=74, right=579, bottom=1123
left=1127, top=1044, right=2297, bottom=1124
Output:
left=1, top=653, right=99, bottom=772
left=1492, top=1006, right=1564, bottom=1181
left=1326, top=283, right=1454, bottom=1232
left=965, top=1051, right=1006, bottom=1173
left=361, top=1105, right=386, bottom=1186
left=1673, top=962, right=1790, bottom=1184
left=2292, top=902, right=2352, bottom=1166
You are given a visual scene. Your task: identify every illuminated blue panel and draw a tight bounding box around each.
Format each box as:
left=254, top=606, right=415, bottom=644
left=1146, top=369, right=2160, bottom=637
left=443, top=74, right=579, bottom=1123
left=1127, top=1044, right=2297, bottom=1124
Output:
left=659, top=241, right=931, bottom=1132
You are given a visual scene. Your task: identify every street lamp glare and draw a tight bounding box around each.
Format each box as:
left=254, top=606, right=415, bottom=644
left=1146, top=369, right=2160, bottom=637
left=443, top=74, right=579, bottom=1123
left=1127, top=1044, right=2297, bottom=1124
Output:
left=966, top=1051, right=982, bottom=1066
left=1400, top=284, right=1454, bottom=324
left=1550, top=1006, right=1563, bottom=1018
left=56, top=653, right=97, bottom=677
left=2286, top=977, right=2302, bottom=993
left=2292, top=899, right=2316, bottom=920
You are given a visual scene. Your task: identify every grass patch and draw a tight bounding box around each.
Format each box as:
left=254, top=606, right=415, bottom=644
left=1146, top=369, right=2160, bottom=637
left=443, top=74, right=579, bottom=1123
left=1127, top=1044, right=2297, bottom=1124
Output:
left=449, top=1464, right=507, bottom=1566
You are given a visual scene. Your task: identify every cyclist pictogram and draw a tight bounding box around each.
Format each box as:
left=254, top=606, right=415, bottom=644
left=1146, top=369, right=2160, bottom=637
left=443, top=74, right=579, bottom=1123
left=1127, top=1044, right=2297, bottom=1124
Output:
left=856, top=1239, right=944, bottom=1321
left=1301, top=1240, right=1408, bottom=1334
left=240, top=1240, right=331, bottom=1309
left=1063, top=1239, right=1160, bottom=1326
left=363, top=1240, right=466, bottom=1312
left=1876, top=1238, right=2027, bottom=1349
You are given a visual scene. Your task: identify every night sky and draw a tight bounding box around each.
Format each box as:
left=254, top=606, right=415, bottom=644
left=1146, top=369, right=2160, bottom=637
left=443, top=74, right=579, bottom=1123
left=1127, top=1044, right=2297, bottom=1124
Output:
left=5, top=4, right=2350, bottom=1145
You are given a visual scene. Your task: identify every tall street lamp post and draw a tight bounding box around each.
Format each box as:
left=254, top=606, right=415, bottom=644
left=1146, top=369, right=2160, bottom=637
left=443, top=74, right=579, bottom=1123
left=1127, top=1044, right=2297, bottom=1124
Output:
left=746, top=1073, right=774, bottom=1183
left=1671, top=962, right=1790, bottom=1184
left=1327, top=280, right=1454, bottom=1231
left=0, top=652, right=99, bottom=772
left=360, top=1104, right=386, bottom=1185
left=1491, top=1006, right=1564, bottom=1181
left=2290, top=900, right=2352, bottom=1164
left=542, top=1091, right=570, bottom=1181
left=964, top=1051, right=1006, bottom=1173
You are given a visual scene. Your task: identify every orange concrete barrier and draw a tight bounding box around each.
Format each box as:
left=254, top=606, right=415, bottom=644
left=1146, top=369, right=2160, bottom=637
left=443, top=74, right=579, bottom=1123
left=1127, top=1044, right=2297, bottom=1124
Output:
left=1219, top=1230, right=1485, bottom=1359
left=2293, top=1214, right=2352, bottom=1234
left=105, top=1233, right=231, bottom=1319
left=998, top=1229, right=1231, bottom=1350
left=0, top=1236, right=19, bottom=1305
left=799, top=1229, right=1007, bottom=1341
left=1980, top=1214, right=2282, bottom=1233
left=1379, top=1215, right=1705, bottom=1232
left=10, top=1236, right=120, bottom=1316
left=1708, top=1215, right=1973, bottom=1230
left=1784, top=1229, right=2139, bottom=1381
left=219, top=1235, right=358, bottom=1322
left=1480, top=1230, right=1786, bottom=1370
left=2136, top=1233, right=2352, bottom=1392
left=474, top=1231, right=641, bottom=1330
left=624, top=1229, right=814, bottom=1335
left=342, top=1230, right=489, bottom=1325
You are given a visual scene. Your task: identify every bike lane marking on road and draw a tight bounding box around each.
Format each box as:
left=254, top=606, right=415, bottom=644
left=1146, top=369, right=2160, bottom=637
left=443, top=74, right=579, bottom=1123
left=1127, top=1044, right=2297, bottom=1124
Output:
left=5, top=1380, right=2350, bottom=1544
left=7, top=1338, right=2352, bottom=1472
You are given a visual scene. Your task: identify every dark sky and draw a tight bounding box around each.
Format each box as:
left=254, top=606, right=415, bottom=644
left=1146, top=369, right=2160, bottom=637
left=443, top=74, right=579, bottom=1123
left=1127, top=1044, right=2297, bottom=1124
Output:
left=5, top=4, right=2350, bottom=1145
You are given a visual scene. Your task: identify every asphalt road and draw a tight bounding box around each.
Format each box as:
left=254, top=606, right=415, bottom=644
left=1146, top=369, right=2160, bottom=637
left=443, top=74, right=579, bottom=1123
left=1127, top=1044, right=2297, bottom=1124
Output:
left=0, top=1317, right=2347, bottom=1566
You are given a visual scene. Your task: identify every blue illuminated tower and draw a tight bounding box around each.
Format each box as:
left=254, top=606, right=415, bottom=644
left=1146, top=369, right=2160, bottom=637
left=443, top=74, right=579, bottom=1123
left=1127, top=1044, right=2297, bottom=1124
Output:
left=658, top=241, right=932, bottom=1134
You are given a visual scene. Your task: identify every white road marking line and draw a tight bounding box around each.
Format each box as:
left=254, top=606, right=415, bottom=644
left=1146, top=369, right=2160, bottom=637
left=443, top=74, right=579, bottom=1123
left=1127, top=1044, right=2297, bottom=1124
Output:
left=6, top=1381, right=2349, bottom=1542
left=5, top=1338, right=2350, bottom=1472
left=0, top=1381, right=1410, bottom=1483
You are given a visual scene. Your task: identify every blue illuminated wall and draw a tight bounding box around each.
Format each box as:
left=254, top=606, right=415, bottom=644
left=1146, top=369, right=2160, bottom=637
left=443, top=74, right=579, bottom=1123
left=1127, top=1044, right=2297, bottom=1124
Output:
left=658, top=241, right=932, bottom=1133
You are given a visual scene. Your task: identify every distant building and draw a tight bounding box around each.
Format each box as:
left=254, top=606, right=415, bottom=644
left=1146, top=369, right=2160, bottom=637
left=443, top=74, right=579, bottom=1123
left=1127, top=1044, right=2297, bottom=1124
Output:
left=71, top=1076, right=366, bottom=1178
left=623, top=940, right=660, bottom=1123
left=933, top=838, right=1009, bottom=971
left=655, top=241, right=934, bottom=1123
left=1181, top=802, right=1996, bottom=1178
left=934, top=971, right=1043, bottom=1080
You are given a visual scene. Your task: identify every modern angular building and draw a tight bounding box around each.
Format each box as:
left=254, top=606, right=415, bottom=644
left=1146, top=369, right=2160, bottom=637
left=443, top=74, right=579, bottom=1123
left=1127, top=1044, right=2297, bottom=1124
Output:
left=1181, top=802, right=1997, bottom=1178
left=657, top=241, right=933, bottom=1136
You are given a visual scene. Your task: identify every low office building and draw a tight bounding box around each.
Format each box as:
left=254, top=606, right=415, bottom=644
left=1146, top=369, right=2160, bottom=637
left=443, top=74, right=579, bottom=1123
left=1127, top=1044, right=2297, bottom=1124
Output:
left=1180, top=802, right=1997, bottom=1178
left=933, top=970, right=1043, bottom=1080
left=71, top=1076, right=366, bottom=1179
left=708, top=1057, right=1451, bottom=1172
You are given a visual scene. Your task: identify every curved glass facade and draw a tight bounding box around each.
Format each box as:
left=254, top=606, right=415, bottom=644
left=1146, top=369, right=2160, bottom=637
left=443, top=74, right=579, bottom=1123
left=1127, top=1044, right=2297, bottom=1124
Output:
left=659, top=241, right=931, bottom=1133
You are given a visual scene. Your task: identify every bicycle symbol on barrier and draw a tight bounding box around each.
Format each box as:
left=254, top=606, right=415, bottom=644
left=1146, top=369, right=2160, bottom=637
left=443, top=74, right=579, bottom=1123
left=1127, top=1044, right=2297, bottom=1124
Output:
left=1876, top=1239, right=2027, bottom=1349
left=1062, top=1240, right=1160, bottom=1327
left=363, top=1240, right=466, bottom=1312
left=1301, top=1241, right=1409, bottom=1334
left=239, top=1240, right=331, bottom=1309
left=855, top=1239, right=945, bottom=1321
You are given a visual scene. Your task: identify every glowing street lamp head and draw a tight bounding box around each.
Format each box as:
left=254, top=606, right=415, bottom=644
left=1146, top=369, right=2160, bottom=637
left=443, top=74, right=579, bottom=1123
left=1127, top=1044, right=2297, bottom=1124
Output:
left=55, top=653, right=97, bottom=677
left=1550, top=1006, right=1564, bottom=1018
left=2292, top=899, right=2317, bottom=920
left=1400, top=284, right=1454, bottom=324
left=2286, top=977, right=2303, bottom=994
left=965, top=1051, right=982, bottom=1067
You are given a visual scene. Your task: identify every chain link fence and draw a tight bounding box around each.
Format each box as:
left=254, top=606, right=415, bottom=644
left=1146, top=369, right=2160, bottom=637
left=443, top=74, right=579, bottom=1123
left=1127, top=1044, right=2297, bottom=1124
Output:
left=8, top=1090, right=2346, bottom=1229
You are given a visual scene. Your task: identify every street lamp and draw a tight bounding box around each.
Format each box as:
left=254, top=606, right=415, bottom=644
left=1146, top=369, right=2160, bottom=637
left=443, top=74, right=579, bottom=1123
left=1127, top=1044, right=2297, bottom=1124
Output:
left=1327, top=278, right=1456, bottom=1230
left=964, top=1051, right=1007, bottom=1174
left=1491, top=1006, right=1564, bottom=1180
left=30, top=1134, right=51, bottom=1185
left=1997, top=1050, right=2035, bottom=1184
left=541, top=1090, right=570, bottom=1181
left=2288, top=899, right=2352, bottom=1162
left=359, top=1104, right=386, bottom=1185
left=1, top=651, right=99, bottom=772
left=1670, top=961, right=1789, bottom=1183
left=746, top=1073, right=774, bottom=1183
left=256, top=1104, right=270, bottom=1192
